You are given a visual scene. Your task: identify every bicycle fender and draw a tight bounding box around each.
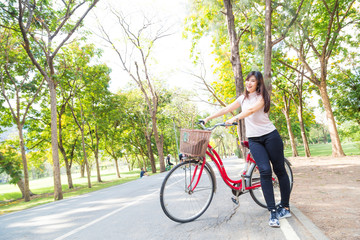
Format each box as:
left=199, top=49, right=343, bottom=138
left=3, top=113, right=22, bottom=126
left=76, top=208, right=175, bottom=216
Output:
left=205, top=162, right=217, bottom=193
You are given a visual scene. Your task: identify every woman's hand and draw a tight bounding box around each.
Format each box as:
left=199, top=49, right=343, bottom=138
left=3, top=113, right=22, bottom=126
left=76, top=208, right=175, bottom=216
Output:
left=203, top=117, right=210, bottom=125
left=225, top=117, right=238, bottom=125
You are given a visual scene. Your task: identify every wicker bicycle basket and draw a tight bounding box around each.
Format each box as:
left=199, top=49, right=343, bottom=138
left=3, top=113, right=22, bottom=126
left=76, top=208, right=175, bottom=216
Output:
left=180, top=129, right=212, bottom=157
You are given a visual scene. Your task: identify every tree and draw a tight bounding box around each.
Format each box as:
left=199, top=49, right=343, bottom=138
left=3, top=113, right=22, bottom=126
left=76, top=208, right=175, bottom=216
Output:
left=274, top=89, right=299, bottom=157
left=125, top=89, right=157, bottom=173
left=102, top=94, right=129, bottom=178
left=274, top=56, right=314, bottom=157
left=263, top=0, right=305, bottom=92
left=99, top=10, right=172, bottom=172
left=68, top=83, right=92, bottom=188
left=56, top=43, right=108, bottom=187
left=222, top=0, right=247, bottom=156
left=282, top=0, right=359, bottom=157
left=82, top=62, right=112, bottom=183
left=0, top=0, right=100, bottom=200
left=184, top=0, right=304, bottom=156
left=329, top=65, right=360, bottom=126
left=57, top=79, right=77, bottom=189
left=0, top=142, right=34, bottom=198
left=0, top=30, right=45, bottom=201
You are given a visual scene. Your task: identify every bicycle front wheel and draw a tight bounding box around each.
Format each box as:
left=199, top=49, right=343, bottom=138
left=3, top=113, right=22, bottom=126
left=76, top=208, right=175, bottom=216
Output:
left=160, top=160, right=215, bottom=223
left=249, top=158, right=293, bottom=209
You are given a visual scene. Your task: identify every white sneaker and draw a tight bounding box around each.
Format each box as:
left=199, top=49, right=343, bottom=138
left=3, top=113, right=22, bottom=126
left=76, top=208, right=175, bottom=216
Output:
left=269, top=210, right=280, bottom=228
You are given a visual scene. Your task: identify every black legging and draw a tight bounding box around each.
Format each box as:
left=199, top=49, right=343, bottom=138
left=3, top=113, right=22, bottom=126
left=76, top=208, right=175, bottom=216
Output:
left=248, top=129, right=291, bottom=211
left=167, top=157, right=173, bottom=166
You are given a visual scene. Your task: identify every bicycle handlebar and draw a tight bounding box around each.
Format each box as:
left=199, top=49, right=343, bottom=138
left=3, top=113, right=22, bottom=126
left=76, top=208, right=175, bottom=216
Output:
left=197, top=120, right=238, bottom=131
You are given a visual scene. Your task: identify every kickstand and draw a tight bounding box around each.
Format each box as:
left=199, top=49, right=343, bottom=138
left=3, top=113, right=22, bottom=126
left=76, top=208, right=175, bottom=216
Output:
left=231, top=196, right=239, bottom=205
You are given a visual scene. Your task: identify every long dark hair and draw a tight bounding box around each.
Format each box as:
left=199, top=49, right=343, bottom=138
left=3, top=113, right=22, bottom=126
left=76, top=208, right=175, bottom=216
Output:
left=244, top=71, right=270, bottom=113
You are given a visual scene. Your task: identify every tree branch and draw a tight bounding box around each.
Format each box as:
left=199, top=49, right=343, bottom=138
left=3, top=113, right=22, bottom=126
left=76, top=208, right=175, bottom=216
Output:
left=51, top=0, right=99, bottom=60
left=322, top=0, right=338, bottom=58
left=277, top=59, right=313, bottom=82
left=0, top=70, right=18, bottom=122
left=272, top=0, right=305, bottom=47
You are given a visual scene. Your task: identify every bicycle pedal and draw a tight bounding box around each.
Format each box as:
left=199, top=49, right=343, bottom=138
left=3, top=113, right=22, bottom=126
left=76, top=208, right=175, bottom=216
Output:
left=231, top=196, right=239, bottom=205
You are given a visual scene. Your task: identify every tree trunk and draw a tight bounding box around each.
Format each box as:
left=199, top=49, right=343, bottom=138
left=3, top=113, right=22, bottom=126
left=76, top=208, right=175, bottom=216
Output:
left=223, top=0, right=246, bottom=158
left=281, top=97, right=298, bottom=157
left=221, top=139, right=227, bottom=158
left=94, top=147, right=102, bottom=182
left=48, top=80, right=63, bottom=200
left=95, top=127, right=102, bottom=182
left=124, top=155, right=131, bottom=171
left=17, top=124, right=31, bottom=201
left=135, top=155, right=141, bottom=169
left=80, top=162, right=85, bottom=178
left=16, top=178, right=34, bottom=198
left=59, top=152, right=74, bottom=189
left=318, top=81, right=345, bottom=157
left=283, top=113, right=298, bottom=157
left=152, top=115, right=165, bottom=172
left=58, top=114, right=74, bottom=189
left=64, top=158, right=74, bottom=189
left=264, top=0, right=273, bottom=93
left=114, top=159, right=121, bottom=178
left=145, top=134, right=156, bottom=173
left=223, top=0, right=245, bottom=97
left=138, top=143, right=148, bottom=170
left=80, top=129, right=92, bottom=188
left=16, top=179, right=25, bottom=198
left=297, top=105, right=311, bottom=157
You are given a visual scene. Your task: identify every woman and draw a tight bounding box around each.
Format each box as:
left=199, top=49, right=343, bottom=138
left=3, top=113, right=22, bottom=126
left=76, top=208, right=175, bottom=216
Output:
left=203, top=71, right=291, bottom=228
left=166, top=154, right=173, bottom=166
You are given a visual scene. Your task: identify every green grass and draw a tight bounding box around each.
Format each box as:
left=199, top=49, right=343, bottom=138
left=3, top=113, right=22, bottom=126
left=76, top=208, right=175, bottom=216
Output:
left=284, top=142, right=360, bottom=157
left=0, top=169, right=147, bottom=215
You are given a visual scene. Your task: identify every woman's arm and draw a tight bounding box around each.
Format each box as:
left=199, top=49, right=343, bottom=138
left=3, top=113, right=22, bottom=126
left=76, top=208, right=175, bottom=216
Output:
left=225, top=97, right=265, bottom=124
left=204, top=100, right=241, bottom=124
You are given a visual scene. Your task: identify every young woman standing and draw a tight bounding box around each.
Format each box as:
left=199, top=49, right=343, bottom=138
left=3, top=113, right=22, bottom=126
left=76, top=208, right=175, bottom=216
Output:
left=203, top=71, right=291, bottom=228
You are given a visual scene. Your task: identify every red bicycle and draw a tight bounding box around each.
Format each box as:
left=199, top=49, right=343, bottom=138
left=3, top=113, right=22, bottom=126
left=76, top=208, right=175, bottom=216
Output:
left=160, top=122, right=293, bottom=223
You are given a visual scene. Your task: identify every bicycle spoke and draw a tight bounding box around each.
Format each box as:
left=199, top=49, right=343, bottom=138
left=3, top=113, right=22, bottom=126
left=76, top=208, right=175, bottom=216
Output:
left=160, top=160, right=214, bottom=223
left=249, top=159, right=293, bottom=209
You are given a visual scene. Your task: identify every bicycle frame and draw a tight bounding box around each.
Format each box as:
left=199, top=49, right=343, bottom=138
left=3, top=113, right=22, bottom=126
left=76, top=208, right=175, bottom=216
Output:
left=186, top=143, right=261, bottom=193
left=205, top=144, right=261, bottom=191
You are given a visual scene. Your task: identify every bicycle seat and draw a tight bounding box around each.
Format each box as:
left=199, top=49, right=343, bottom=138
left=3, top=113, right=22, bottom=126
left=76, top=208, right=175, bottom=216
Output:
left=241, top=141, right=249, bottom=149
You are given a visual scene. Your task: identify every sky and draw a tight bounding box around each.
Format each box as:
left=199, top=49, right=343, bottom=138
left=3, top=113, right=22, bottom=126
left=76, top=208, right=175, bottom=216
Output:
left=83, top=0, right=216, bottom=111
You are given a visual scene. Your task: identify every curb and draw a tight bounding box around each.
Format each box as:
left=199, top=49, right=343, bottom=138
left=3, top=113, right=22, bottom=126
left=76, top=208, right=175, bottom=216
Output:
left=291, top=206, right=330, bottom=240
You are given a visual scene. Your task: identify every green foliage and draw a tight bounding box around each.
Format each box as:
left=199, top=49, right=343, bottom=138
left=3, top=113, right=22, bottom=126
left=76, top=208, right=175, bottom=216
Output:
left=307, top=122, right=331, bottom=144
left=0, top=144, right=23, bottom=184
left=0, top=29, right=44, bottom=123
left=329, top=67, right=360, bottom=125
left=338, top=121, right=360, bottom=142
left=184, top=0, right=307, bottom=107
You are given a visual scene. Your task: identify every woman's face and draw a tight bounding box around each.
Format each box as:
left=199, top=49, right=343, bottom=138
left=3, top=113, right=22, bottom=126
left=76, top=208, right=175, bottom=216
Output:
left=245, top=76, right=258, bottom=93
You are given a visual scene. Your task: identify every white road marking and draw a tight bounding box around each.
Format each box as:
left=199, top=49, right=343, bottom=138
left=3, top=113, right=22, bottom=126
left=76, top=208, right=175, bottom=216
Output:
left=280, top=218, right=300, bottom=240
left=55, top=189, right=159, bottom=240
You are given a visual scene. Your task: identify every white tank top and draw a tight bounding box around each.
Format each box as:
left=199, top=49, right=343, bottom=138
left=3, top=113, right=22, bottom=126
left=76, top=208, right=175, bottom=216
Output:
left=236, top=92, right=276, bottom=138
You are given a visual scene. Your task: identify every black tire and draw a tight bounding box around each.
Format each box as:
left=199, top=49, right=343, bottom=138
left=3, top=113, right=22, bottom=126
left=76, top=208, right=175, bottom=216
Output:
left=249, top=158, right=293, bottom=208
left=160, top=160, right=215, bottom=223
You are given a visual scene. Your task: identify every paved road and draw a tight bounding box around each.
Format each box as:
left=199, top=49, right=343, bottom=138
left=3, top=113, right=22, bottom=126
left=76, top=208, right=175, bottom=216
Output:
left=0, top=157, right=328, bottom=240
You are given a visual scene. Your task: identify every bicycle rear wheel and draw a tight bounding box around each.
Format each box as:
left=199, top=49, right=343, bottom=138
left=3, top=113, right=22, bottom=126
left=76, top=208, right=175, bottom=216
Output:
left=160, top=160, right=215, bottom=223
left=249, top=158, right=293, bottom=208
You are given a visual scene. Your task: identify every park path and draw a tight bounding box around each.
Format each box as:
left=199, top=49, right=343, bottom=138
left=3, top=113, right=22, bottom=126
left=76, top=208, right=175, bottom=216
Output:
left=0, top=157, right=327, bottom=240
